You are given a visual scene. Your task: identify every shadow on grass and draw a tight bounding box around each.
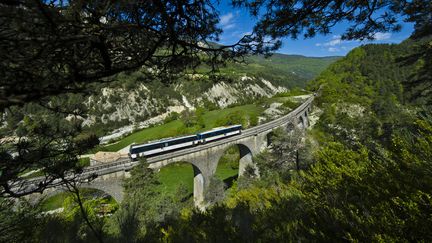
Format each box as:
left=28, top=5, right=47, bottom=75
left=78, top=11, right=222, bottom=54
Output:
left=223, top=174, right=238, bottom=189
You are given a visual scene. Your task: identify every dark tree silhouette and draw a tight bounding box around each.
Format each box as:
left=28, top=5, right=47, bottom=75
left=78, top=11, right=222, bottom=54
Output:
left=0, top=0, right=275, bottom=110
left=233, top=0, right=431, bottom=40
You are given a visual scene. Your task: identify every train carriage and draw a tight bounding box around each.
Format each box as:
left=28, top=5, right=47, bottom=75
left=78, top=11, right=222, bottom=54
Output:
left=197, top=125, right=242, bottom=143
left=129, top=135, right=198, bottom=159
left=129, top=125, right=242, bottom=159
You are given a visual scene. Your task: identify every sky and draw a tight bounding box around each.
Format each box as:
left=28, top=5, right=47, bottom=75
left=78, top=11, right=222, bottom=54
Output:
left=215, top=2, right=414, bottom=57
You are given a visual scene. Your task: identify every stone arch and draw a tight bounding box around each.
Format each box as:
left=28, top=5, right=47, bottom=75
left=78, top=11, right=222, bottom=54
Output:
left=266, top=130, right=276, bottom=147
left=38, top=187, right=69, bottom=205
left=287, top=122, right=295, bottom=133
left=211, top=143, right=256, bottom=198
left=214, top=143, right=255, bottom=178
left=152, top=159, right=206, bottom=208
left=38, top=185, right=120, bottom=210
left=80, top=179, right=124, bottom=203
left=297, top=116, right=305, bottom=129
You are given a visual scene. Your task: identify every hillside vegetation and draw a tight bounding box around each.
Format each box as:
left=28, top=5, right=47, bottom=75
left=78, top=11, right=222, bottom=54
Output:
left=0, top=53, right=337, bottom=148
left=4, top=37, right=432, bottom=242
left=130, top=37, right=431, bottom=241
left=82, top=54, right=338, bottom=136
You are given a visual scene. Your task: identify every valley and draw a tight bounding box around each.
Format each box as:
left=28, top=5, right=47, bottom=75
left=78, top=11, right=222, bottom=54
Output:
left=1, top=1, right=431, bottom=242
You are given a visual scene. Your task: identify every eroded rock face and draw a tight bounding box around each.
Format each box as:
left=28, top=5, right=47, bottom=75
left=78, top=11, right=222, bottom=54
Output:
left=201, top=78, right=287, bottom=108
left=84, top=75, right=288, bottom=127
left=83, top=75, right=290, bottom=143
left=98, top=105, right=187, bottom=144
left=264, top=103, right=284, bottom=117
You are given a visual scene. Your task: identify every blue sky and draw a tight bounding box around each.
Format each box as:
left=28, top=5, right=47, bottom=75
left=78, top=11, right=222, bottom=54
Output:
left=215, top=2, right=414, bottom=57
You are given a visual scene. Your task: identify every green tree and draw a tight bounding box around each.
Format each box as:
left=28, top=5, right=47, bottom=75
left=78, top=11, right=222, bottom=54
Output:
left=216, top=111, right=246, bottom=127
left=205, top=176, right=225, bottom=206
left=195, top=107, right=207, bottom=128
left=0, top=199, right=41, bottom=242
left=113, top=160, right=192, bottom=240
left=180, top=109, right=198, bottom=128
left=257, top=127, right=305, bottom=181
left=1, top=100, right=98, bottom=197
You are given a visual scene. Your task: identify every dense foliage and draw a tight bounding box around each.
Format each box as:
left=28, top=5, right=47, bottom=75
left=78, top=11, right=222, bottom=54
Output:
left=235, top=0, right=432, bottom=41
left=4, top=0, right=429, bottom=201
left=2, top=1, right=432, bottom=242
left=144, top=37, right=432, bottom=241
left=0, top=98, right=100, bottom=197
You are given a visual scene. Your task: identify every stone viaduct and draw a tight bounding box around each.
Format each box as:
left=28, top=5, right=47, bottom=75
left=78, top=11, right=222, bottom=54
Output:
left=20, top=96, right=314, bottom=208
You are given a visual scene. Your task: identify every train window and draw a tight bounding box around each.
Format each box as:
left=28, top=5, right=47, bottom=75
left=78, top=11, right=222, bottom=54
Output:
left=164, top=136, right=197, bottom=146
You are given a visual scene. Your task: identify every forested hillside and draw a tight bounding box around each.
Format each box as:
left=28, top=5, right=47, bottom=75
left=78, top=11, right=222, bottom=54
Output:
left=3, top=34, right=431, bottom=242
left=3, top=1, right=432, bottom=242
left=127, top=37, right=431, bottom=241
left=11, top=36, right=430, bottom=242
left=312, top=38, right=430, bottom=106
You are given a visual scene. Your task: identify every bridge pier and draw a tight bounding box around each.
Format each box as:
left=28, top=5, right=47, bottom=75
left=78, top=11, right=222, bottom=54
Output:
left=238, top=144, right=254, bottom=176
left=193, top=165, right=205, bottom=207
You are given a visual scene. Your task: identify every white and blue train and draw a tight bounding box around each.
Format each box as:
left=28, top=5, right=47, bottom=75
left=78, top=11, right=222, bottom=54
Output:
left=129, top=125, right=242, bottom=159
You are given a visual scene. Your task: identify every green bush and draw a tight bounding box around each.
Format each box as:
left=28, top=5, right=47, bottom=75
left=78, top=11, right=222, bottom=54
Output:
left=164, top=112, right=180, bottom=123
left=215, top=111, right=246, bottom=127
left=202, top=98, right=219, bottom=111
left=249, top=113, right=259, bottom=126
left=175, top=124, right=189, bottom=135
left=180, top=110, right=198, bottom=128
left=282, top=99, right=298, bottom=109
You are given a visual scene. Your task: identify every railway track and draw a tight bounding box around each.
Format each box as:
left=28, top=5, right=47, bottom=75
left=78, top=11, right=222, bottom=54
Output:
left=12, top=96, right=314, bottom=192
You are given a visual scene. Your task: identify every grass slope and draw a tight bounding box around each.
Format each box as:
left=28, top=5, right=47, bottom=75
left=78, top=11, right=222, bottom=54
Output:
left=156, top=159, right=239, bottom=197
left=41, top=188, right=117, bottom=212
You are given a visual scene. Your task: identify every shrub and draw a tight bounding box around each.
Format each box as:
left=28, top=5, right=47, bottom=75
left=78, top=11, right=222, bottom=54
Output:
left=180, top=110, right=197, bottom=127
left=202, top=98, right=219, bottom=111
left=249, top=114, right=259, bottom=126
left=282, top=100, right=298, bottom=109
left=204, top=176, right=225, bottom=205
left=164, top=112, right=180, bottom=123
left=215, top=111, right=246, bottom=127
left=275, top=87, right=309, bottom=97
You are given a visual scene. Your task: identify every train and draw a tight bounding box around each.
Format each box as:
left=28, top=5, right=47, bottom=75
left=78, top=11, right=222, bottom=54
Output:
left=129, top=125, right=242, bottom=160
